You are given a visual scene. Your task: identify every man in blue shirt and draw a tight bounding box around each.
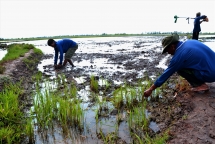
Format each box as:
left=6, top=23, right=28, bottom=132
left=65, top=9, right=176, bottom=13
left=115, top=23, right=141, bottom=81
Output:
left=192, top=12, right=208, bottom=40
left=144, top=34, right=215, bottom=97
left=47, top=39, right=78, bottom=69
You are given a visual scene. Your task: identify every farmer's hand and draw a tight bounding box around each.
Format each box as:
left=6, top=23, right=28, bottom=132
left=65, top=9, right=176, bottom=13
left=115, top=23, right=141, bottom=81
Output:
left=203, top=17, right=209, bottom=22
left=143, top=84, right=157, bottom=97
left=144, top=89, right=153, bottom=97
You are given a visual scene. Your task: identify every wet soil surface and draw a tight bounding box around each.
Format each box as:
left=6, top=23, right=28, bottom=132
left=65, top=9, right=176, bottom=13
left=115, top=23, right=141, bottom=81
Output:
left=1, top=36, right=215, bottom=143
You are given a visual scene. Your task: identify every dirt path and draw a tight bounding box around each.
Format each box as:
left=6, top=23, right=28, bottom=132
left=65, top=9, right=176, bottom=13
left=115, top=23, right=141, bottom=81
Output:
left=168, top=83, right=215, bottom=144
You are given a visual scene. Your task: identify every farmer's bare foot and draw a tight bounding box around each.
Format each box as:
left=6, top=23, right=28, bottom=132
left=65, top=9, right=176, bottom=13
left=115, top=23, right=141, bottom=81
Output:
left=191, top=83, right=209, bottom=92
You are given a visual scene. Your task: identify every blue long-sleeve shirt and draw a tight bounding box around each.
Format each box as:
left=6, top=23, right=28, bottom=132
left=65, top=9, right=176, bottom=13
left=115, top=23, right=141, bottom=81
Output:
left=54, top=39, right=77, bottom=65
left=154, top=40, right=215, bottom=87
left=193, top=15, right=207, bottom=32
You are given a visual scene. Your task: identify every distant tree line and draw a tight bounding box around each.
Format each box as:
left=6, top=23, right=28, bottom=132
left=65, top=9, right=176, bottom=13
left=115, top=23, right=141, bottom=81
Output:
left=0, top=32, right=215, bottom=42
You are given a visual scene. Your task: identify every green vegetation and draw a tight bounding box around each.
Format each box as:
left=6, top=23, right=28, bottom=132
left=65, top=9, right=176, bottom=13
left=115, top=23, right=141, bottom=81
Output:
left=0, top=43, right=43, bottom=143
left=90, top=75, right=99, bottom=93
left=0, top=82, right=25, bottom=143
left=33, top=77, right=84, bottom=133
left=0, top=43, right=43, bottom=74
left=0, top=44, right=33, bottom=62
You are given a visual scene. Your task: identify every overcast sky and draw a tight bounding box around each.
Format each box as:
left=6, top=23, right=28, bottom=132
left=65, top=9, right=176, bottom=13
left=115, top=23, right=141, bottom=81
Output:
left=0, top=0, right=215, bottom=38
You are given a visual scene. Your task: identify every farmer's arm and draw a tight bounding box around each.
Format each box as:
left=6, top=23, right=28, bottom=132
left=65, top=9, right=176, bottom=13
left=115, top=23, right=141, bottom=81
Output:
left=58, top=46, right=64, bottom=65
left=143, top=57, right=182, bottom=97
left=54, top=49, right=58, bottom=65
left=200, top=15, right=208, bottom=23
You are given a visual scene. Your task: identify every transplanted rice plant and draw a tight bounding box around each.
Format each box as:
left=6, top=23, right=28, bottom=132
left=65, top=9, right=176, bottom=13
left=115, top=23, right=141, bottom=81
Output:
left=112, top=86, right=125, bottom=109
left=90, top=75, right=99, bottom=93
left=32, top=75, right=84, bottom=138
left=128, top=100, right=149, bottom=132
left=132, top=130, right=169, bottom=144
left=112, top=84, right=144, bottom=109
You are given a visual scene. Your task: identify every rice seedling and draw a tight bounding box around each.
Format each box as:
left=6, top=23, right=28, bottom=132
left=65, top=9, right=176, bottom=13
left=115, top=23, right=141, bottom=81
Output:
left=124, top=86, right=140, bottom=109
left=70, top=83, right=78, bottom=98
left=98, top=128, right=118, bottom=144
left=90, top=75, right=99, bottom=93
left=99, top=78, right=110, bottom=91
left=33, top=76, right=84, bottom=138
left=25, top=113, right=34, bottom=144
left=112, top=86, right=125, bottom=109
left=131, top=128, right=169, bottom=144
left=143, top=130, right=169, bottom=144
left=128, top=100, right=149, bottom=132
left=94, top=94, right=110, bottom=124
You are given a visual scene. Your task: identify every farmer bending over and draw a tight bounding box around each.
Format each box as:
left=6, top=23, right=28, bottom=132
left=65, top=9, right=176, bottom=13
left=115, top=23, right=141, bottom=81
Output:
left=144, top=34, right=215, bottom=97
left=47, top=39, right=78, bottom=69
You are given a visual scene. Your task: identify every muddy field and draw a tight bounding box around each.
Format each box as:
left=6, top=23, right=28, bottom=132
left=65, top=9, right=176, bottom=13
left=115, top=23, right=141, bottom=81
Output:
left=1, top=36, right=215, bottom=143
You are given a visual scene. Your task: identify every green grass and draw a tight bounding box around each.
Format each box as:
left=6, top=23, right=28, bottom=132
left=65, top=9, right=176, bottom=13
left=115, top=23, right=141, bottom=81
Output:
left=0, top=43, right=43, bottom=74
left=0, top=44, right=33, bottom=62
left=0, top=82, right=27, bottom=144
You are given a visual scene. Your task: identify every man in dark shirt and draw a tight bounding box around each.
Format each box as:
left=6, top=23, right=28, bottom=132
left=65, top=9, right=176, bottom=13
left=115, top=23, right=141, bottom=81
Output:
left=192, top=12, right=208, bottom=40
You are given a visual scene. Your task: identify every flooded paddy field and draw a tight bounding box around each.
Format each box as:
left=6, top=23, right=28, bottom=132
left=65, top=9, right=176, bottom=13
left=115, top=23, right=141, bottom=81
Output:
left=1, top=36, right=215, bottom=143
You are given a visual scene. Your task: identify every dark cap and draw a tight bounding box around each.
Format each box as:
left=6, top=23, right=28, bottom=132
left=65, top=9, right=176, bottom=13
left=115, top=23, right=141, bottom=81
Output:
left=162, top=34, right=179, bottom=54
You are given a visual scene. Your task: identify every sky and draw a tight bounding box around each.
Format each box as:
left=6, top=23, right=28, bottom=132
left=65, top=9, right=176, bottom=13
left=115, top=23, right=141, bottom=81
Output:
left=0, top=0, right=215, bottom=38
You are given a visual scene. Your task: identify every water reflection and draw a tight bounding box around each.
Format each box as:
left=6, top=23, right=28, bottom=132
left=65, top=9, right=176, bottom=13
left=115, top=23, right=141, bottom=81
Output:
left=0, top=49, right=7, bottom=60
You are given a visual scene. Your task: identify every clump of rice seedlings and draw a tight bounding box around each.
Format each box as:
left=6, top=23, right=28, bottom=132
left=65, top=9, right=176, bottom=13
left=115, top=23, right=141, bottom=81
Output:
left=33, top=77, right=84, bottom=137
left=25, top=113, right=34, bottom=144
left=112, top=86, right=125, bottom=109
left=69, top=83, right=77, bottom=98
left=57, top=98, right=84, bottom=132
left=128, top=100, right=149, bottom=132
left=99, top=128, right=118, bottom=144
left=32, top=71, right=43, bottom=88
left=132, top=130, right=169, bottom=144
left=95, top=108, right=99, bottom=123
left=99, top=78, right=110, bottom=91
left=60, top=74, right=67, bottom=86
left=52, top=74, right=77, bottom=99
left=124, top=87, right=139, bottom=109
left=150, top=87, right=161, bottom=102
left=94, top=95, right=109, bottom=122
left=90, top=75, right=99, bottom=93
